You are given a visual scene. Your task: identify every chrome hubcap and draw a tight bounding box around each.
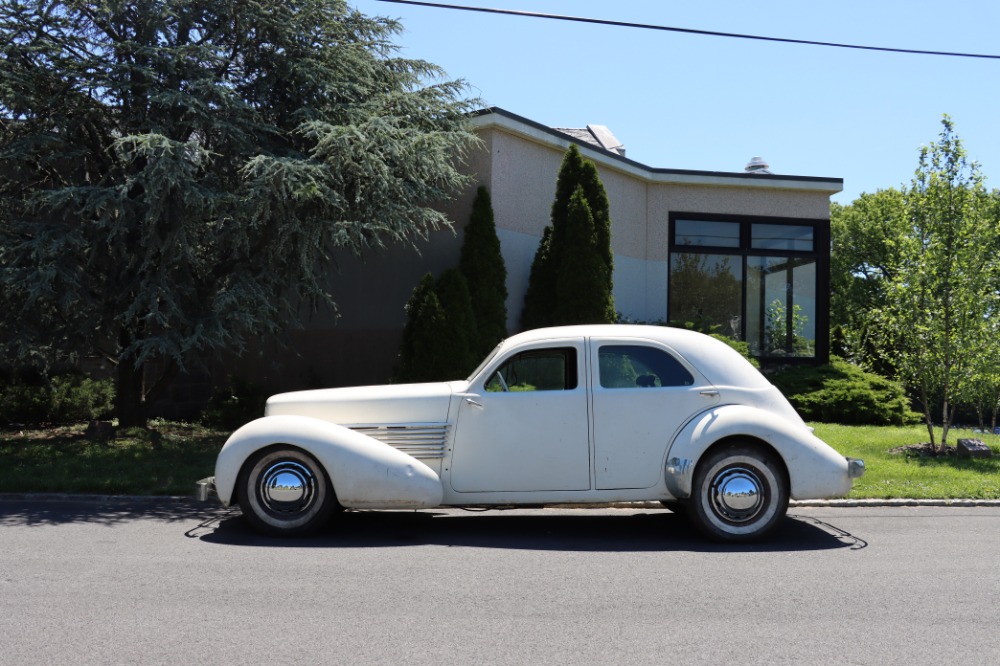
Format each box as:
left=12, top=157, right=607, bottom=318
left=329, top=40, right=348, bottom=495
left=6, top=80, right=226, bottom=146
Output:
left=709, top=467, right=764, bottom=523
left=258, top=460, right=316, bottom=515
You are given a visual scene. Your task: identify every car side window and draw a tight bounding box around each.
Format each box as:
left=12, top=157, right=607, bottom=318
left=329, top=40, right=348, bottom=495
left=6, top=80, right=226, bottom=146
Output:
left=485, top=348, right=578, bottom=392
left=598, top=345, right=694, bottom=389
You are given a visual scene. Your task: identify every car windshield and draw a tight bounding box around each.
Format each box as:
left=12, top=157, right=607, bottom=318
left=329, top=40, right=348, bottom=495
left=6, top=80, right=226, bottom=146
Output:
left=467, top=341, right=505, bottom=382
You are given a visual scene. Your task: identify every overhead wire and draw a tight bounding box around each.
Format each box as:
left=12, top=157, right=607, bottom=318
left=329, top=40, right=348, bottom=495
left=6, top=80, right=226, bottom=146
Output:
left=376, top=0, right=1000, bottom=60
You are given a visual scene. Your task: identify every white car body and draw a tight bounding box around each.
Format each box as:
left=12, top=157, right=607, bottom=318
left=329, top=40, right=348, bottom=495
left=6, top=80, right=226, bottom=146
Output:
left=201, top=325, right=863, bottom=541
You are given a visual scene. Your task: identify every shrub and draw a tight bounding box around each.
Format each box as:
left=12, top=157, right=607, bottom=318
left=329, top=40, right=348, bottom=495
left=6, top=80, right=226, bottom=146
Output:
left=0, top=373, right=114, bottom=424
left=769, top=357, right=920, bottom=426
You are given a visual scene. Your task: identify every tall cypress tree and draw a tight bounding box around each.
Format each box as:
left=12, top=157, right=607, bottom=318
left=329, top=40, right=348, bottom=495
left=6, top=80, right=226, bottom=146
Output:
left=553, top=188, right=613, bottom=325
left=459, top=186, right=508, bottom=356
left=434, top=268, right=479, bottom=377
left=522, top=145, right=615, bottom=329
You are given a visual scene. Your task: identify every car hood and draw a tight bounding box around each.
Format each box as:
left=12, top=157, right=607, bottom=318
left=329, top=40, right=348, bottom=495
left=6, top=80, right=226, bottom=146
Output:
left=265, top=381, right=467, bottom=425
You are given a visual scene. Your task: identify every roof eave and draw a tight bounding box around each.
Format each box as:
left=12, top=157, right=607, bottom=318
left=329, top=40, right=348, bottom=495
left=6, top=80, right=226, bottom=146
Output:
left=469, top=107, right=843, bottom=195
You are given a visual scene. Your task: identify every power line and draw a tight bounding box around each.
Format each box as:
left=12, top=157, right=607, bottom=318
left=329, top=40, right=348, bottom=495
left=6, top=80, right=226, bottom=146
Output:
left=377, top=0, right=1000, bottom=60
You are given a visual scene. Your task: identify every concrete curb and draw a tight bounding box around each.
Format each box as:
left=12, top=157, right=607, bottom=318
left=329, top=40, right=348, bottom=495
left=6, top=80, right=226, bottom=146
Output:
left=2, top=494, right=1000, bottom=508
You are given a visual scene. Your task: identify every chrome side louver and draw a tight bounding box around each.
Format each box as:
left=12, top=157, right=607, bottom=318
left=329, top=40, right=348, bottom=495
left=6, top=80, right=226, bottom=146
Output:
left=348, top=423, right=449, bottom=460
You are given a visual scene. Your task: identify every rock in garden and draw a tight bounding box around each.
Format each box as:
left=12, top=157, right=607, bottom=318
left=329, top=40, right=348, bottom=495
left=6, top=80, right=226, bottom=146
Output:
left=956, top=438, right=992, bottom=459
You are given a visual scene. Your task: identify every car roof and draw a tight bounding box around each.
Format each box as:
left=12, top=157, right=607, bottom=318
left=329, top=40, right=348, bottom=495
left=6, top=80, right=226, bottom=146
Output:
left=500, top=325, right=770, bottom=388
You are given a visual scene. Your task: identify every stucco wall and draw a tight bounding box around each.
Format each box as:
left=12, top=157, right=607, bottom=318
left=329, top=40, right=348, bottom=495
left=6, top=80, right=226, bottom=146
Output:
left=478, top=122, right=836, bottom=327
left=224, top=111, right=840, bottom=394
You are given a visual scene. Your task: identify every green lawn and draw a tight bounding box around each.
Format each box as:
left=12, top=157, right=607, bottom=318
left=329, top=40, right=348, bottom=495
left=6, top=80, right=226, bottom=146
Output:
left=1, top=421, right=998, bottom=499
left=814, top=423, right=1000, bottom=500
left=0, top=421, right=224, bottom=496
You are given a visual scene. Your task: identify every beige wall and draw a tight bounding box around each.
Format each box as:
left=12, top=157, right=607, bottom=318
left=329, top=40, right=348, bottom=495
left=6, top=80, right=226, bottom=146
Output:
left=475, top=119, right=837, bottom=327
left=229, top=112, right=840, bottom=393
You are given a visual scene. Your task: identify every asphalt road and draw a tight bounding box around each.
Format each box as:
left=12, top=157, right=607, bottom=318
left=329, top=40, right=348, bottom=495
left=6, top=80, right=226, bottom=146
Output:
left=1, top=500, right=998, bottom=666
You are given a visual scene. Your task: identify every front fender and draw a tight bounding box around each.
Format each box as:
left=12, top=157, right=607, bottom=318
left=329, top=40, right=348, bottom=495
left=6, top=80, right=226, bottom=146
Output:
left=665, top=405, right=853, bottom=500
left=215, top=415, right=443, bottom=509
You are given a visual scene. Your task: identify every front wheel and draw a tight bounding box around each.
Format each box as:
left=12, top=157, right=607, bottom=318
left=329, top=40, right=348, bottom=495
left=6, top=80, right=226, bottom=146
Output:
left=687, top=443, right=788, bottom=542
left=238, top=447, right=338, bottom=537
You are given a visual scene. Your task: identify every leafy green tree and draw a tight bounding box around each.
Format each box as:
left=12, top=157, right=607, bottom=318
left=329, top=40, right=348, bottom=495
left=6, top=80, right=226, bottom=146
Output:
left=830, top=189, right=908, bottom=367
left=459, top=186, right=508, bottom=356
left=875, top=117, right=999, bottom=449
left=0, top=0, right=478, bottom=426
left=552, top=187, right=613, bottom=325
left=522, top=145, right=614, bottom=328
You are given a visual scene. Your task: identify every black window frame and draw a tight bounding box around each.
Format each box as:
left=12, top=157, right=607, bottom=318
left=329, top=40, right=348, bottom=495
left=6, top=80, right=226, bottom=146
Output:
left=668, top=212, right=830, bottom=365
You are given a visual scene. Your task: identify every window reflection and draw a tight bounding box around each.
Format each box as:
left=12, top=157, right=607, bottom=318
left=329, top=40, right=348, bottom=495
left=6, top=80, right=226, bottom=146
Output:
left=746, top=257, right=816, bottom=357
left=751, top=224, right=814, bottom=252
left=668, top=253, right=743, bottom=340
left=674, top=220, right=740, bottom=248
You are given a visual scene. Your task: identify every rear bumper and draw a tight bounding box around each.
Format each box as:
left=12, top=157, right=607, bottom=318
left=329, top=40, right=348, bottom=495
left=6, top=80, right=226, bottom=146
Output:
left=195, top=476, right=217, bottom=502
left=847, top=457, right=866, bottom=479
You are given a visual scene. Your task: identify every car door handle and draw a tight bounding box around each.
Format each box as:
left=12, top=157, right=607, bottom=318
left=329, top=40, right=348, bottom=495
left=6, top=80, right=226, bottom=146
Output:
left=464, top=397, right=484, bottom=409
left=699, top=390, right=719, bottom=397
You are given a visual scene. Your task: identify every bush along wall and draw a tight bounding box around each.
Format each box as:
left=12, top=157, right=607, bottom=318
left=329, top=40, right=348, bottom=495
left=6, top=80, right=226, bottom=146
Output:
left=0, top=372, right=115, bottom=425
left=768, top=356, right=920, bottom=426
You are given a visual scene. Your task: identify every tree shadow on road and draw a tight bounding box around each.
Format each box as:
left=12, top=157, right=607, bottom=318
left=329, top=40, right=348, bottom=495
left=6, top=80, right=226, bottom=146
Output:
left=0, top=497, right=215, bottom=527
left=191, top=508, right=867, bottom=553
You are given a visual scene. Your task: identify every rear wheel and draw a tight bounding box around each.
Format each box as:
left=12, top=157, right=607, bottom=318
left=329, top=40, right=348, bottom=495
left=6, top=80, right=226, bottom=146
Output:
left=238, top=447, right=337, bottom=537
left=688, top=443, right=788, bottom=542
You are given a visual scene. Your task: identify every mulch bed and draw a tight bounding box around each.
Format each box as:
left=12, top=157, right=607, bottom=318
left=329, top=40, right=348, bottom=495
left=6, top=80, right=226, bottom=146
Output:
left=888, top=443, right=958, bottom=457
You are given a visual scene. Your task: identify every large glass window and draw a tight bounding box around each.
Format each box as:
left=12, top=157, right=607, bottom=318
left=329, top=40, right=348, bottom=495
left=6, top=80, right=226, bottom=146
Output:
left=668, top=215, right=827, bottom=362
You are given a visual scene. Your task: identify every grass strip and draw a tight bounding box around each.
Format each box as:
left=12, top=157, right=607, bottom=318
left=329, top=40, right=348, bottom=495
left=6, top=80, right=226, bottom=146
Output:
left=0, top=421, right=224, bottom=496
left=1, top=421, right=998, bottom=499
left=814, top=423, right=1000, bottom=500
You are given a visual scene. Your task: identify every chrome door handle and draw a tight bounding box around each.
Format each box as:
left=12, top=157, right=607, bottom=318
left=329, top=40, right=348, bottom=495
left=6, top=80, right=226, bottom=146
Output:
left=699, top=390, right=719, bottom=397
left=464, top=397, right=484, bottom=409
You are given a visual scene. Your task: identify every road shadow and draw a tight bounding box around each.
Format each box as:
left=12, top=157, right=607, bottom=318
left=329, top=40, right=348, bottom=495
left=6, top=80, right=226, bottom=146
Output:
left=191, top=508, right=867, bottom=553
left=0, top=497, right=214, bottom=527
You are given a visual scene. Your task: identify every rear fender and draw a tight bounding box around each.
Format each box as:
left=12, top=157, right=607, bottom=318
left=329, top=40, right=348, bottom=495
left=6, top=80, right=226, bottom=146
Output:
left=665, top=405, right=853, bottom=500
left=215, top=415, right=443, bottom=509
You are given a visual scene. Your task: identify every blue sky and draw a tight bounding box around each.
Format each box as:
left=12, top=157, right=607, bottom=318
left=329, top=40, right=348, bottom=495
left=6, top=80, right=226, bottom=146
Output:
left=353, top=0, right=1000, bottom=203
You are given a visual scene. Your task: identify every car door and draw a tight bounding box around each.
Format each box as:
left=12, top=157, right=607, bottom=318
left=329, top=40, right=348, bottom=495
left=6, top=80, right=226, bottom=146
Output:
left=450, top=341, right=591, bottom=492
left=590, top=339, right=718, bottom=490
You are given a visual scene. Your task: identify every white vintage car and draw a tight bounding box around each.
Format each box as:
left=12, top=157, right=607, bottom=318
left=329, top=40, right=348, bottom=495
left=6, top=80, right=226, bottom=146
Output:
left=197, top=325, right=864, bottom=541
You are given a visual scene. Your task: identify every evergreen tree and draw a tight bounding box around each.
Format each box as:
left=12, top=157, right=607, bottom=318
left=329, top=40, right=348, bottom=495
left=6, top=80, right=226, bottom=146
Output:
left=552, top=188, right=614, bottom=325
left=459, top=186, right=508, bottom=356
left=521, top=145, right=615, bottom=329
left=434, top=268, right=479, bottom=377
left=395, top=275, right=451, bottom=383
left=0, top=0, right=477, bottom=425
left=520, top=226, right=555, bottom=330
left=395, top=270, right=479, bottom=382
